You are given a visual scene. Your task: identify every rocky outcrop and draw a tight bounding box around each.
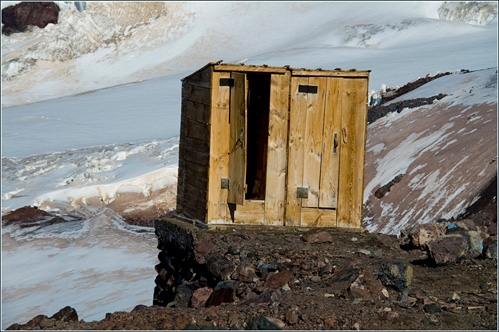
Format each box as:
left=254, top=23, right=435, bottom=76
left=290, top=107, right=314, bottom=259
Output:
left=2, top=2, right=60, bottom=36
left=400, top=217, right=495, bottom=265
left=6, top=306, right=78, bottom=330
left=2, top=206, right=66, bottom=227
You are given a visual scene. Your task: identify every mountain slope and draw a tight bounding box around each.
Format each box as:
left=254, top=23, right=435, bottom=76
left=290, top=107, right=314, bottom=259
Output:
left=2, top=2, right=497, bottom=107
left=363, top=68, right=497, bottom=235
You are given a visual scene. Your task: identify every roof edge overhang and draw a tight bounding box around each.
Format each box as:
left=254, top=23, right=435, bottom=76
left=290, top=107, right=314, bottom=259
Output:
left=182, top=60, right=371, bottom=80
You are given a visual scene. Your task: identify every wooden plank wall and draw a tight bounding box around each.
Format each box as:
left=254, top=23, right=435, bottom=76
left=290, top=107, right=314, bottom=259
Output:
left=227, top=72, right=247, bottom=206
left=285, top=76, right=308, bottom=226
left=177, top=66, right=212, bottom=221
left=337, top=77, right=369, bottom=229
left=264, top=72, right=290, bottom=225
left=302, top=76, right=326, bottom=208
left=206, top=71, right=231, bottom=223
left=319, top=78, right=342, bottom=210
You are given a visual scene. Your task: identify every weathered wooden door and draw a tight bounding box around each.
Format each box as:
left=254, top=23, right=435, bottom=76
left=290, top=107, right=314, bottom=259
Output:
left=287, top=76, right=342, bottom=217
left=227, top=72, right=247, bottom=205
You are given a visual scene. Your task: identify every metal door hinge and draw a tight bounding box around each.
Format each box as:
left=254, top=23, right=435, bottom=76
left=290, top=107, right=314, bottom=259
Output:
left=221, top=178, right=230, bottom=189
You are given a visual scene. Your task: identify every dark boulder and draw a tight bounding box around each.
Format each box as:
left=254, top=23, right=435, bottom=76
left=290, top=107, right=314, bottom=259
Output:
left=378, top=262, right=413, bottom=291
left=2, top=2, right=60, bottom=36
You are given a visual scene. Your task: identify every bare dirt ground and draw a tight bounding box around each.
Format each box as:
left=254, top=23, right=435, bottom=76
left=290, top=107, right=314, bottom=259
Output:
left=5, top=205, right=497, bottom=331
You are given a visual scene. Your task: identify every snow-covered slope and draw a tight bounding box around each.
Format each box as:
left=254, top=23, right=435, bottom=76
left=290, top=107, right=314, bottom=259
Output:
left=363, top=68, right=497, bottom=235
left=1, top=2, right=497, bottom=107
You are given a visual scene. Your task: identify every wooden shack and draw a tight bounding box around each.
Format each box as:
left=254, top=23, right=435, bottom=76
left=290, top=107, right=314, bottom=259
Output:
left=176, top=61, right=370, bottom=229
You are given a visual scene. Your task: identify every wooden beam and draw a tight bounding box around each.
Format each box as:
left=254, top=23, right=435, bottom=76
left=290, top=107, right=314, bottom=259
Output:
left=264, top=72, right=290, bottom=225
left=206, top=71, right=231, bottom=223
left=337, top=77, right=369, bottom=229
left=227, top=72, right=247, bottom=206
left=319, top=77, right=342, bottom=212
left=285, top=76, right=308, bottom=226
left=301, top=208, right=337, bottom=227
left=302, top=76, right=326, bottom=208
left=214, top=64, right=288, bottom=74
left=291, top=69, right=370, bottom=78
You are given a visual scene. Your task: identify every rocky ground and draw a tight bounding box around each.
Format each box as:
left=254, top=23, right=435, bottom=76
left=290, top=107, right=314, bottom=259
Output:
left=4, top=202, right=497, bottom=331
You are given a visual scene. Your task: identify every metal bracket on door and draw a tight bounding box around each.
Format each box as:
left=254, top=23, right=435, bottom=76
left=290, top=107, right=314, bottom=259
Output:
left=221, top=178, right=230, bottom=189
left=296, top=187, right=309, bottom=199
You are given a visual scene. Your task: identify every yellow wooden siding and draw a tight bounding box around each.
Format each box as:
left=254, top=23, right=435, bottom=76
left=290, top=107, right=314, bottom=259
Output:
left=234, top=200, right=266, bottom=225
left=227, top=72, right=247, bottom=206
left=319, top=78, right=342, bottom=211
left=285, top=76, right=309, bottom=226
left=337, top=78, right=368, bottom=228
left=206, top=71, right=231, bottom=223
left=302, top=76, right=326, bottom=208
left=300, top=208, right=337, bottom=227
left=263, top=72, right=290, bottom=225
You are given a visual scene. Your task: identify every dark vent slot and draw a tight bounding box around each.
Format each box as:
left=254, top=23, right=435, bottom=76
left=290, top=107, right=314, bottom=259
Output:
left=298, top=85, right=318, bottom=94
left=220, top=78, right=235, bottom=87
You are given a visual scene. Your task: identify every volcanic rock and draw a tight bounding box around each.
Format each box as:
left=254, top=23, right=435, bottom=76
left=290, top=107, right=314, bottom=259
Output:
left=2, top=2, right=60, bottom=35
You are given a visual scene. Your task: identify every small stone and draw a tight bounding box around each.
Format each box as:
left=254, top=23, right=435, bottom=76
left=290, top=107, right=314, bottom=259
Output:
left=357, top=249, right=371, bottom=256
left=282, top=284, right=291, bottom=292
left=285, top=310, right=299, bottom=325
left=191, top=287, right=213, bottom=309
left=311, top=275, right=321, bottom=283
left=208, top=280, right=240, bottom=306
left=265, top=270, right=294, bottom=289
left=404, top=223, right=446, bottom=249
left=232, top=263, right=259, bottom=282
left=349, top=270, right=387, bottom=301
left=424, top=303, right=442, bottom=313
left=351, top=237, right=358, bottom=242
left=386, top=311, right=399, bottom=319
left=246, top=315, right=283, bottom=330
left=174, top=284, right=194, bottom=308
left=483, top=237, right=497, bottom=259
left=302, top=230, right=333, bottom=243
left=266, top=317, right=286, bottom=329
left=426, top=234, right=469, bottom=266
left=378, top=262, right=413, bottom=291
left=206, top=255, right=236, bottom=281
left=324, top=316, right=336, bottom=328
left=228, top=246, right=240, bottom=255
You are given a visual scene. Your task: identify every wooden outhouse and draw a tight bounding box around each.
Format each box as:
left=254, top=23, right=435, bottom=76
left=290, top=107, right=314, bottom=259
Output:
left=176, top=61, right=370, bottom=229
